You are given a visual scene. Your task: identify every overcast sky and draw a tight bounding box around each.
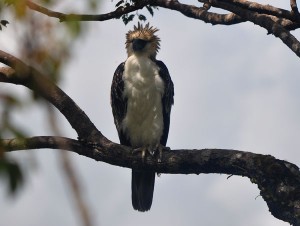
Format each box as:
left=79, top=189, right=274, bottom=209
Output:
left=1, top=1, right=300, bottom=226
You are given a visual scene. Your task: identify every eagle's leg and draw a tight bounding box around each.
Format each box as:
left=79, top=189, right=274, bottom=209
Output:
left=133, top=144, right=170, bottom=163
left=132, top=146, right=156, bottom=163
left=132, top=146, right=149, bottom=163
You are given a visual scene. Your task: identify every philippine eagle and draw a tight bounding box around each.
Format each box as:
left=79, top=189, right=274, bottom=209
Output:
left=111, top=23, right=174, bottom=211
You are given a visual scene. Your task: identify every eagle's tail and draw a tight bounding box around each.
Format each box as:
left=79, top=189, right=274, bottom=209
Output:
left=131, top=170, right=155, bottom=212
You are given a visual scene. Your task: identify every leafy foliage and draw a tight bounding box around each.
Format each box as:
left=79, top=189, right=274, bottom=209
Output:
left=0, top=158, right=23, bottom=194
left=0, top=94, right=25, bottom=195
left=114, top=0, right=157, bottom=24
left=0, top=20, right=9, bottom=30
left=122, top=13, right=135, bottom=25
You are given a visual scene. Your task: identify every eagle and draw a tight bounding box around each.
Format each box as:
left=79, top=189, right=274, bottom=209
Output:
left=110, top=23, right=174, bottom=212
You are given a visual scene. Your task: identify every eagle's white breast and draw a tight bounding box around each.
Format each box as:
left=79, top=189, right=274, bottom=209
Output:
left=122, top=55, right=165, bottom=148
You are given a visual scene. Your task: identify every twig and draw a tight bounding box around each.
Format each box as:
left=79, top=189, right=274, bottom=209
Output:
left=26, top=0, right=147, bottom=22
left=26, top=0, right=66, bottom=20
left=291, top=0, right=299, bottom=15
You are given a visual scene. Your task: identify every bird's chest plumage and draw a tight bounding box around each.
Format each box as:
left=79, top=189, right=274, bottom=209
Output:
left=122, top=55, right=165, bottom=147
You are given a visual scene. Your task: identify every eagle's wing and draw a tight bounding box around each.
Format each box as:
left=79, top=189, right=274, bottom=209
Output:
left=155, top=60, right=174, bottom=146
left=110, top=62, right=130, bottom=146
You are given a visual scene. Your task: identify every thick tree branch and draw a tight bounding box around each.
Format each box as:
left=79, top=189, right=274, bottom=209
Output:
left=219, top=0, right=300, bottom=22
left=2, top=135, right=300, bottom=225
left=151, top=0, right=245, bottom=25
left=2, top=136, right=81, bottom=151
left=198, top=0, right=299, bottom=29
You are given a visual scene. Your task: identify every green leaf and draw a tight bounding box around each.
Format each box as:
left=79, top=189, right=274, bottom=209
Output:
left=146, top=5, right=154, bottom=16
left=0, top=20, right=9, bottom=27
left=138, top=14, right=146, bottom=21
left=122, top=15, right=128, bottom=25
left=0, top=159, right=23, bottom=194
left=122, top=14, right=135, bottom=25
left=115, top=0, right=124, bottom=7
left=7, top=162, right=23, bottom=193
left=127, top=14, right=135, bottom=22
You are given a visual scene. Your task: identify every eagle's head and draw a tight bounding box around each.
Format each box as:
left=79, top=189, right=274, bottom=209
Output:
left=126, top=23, right=160, bottom=58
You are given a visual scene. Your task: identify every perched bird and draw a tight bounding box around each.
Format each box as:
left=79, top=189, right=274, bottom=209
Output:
left=111, top=23, right=174, bottom=211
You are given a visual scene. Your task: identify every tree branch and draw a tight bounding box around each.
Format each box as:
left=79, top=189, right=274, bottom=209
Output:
left=25, top=0, right=245, bottom=25
left=2, top=136, right=82, bottom=152
left=25, top=0, right=146, bottom=22
left=151, top=0, right=245, bottom=26
left=25, top=0, right=300, bottom=30
left=2, top=135, right=300, bottom=225
left=218, top=0, right=300, bottom=22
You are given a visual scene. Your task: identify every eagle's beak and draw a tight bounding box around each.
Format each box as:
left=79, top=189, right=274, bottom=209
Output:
left=132, top=39, right=148, bottom=52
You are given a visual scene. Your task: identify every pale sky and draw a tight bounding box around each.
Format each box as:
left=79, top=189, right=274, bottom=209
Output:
left=1, top=1, right=300, bottom=226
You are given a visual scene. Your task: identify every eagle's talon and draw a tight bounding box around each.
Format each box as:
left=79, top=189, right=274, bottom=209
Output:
left=132, top=147, right=148, bottom=163
left=149, top=148, right=156, bottom=156
left=133, top=145, right=169, bottom=163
